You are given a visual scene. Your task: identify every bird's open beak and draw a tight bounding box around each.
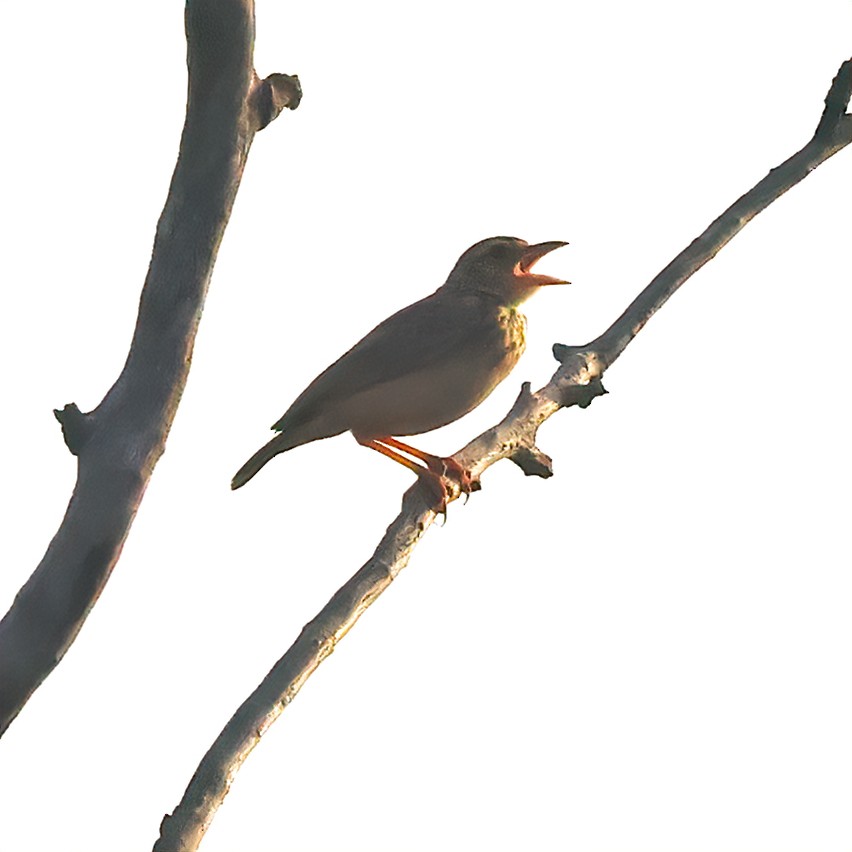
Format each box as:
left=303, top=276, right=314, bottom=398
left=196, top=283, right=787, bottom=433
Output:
left=514, top=241, right=570, bottom=285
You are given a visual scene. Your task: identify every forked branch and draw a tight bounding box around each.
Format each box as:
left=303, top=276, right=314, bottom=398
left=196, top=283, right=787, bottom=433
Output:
left=155, top=58, right=851, bottom=852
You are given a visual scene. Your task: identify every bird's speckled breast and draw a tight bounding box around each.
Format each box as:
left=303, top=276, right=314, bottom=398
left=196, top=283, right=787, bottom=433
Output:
left=497, top=306, right=527, bottom=363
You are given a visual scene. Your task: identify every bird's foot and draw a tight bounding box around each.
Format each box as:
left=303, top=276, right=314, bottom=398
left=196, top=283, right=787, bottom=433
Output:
left=427, top=456, right=478, bottom=500
left=415, top=470, right=452, bottom=518
left=355, top=436, right=479, bottom=518
left=417, top=457, right=480, bottom=518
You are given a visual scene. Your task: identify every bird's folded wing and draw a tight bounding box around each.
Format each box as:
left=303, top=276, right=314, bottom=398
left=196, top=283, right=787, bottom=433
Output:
left=273, top=291, right=509, bottom=432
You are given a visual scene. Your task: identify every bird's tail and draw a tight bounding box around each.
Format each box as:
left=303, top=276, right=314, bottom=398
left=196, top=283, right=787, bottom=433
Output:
left=231, top=432, right=296, bottom=490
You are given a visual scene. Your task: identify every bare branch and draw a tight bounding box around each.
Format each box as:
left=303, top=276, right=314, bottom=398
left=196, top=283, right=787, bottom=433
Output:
left=154, top=56, right=851, bottom=852
left=588, top=57, right=852, bottom=368
left=0, top=0, right=300, bottom=735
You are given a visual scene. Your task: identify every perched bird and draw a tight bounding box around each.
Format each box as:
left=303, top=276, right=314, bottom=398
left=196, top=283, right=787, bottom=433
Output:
left=232, top=236, right=569, bottom=510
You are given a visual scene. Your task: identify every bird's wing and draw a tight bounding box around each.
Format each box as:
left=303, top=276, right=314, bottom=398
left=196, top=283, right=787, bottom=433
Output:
left=273, top=291, right=509, bottom=431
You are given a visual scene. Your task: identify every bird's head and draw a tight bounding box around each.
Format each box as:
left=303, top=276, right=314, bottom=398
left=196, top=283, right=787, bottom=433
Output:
left=442, top=236, right=569, bottom=305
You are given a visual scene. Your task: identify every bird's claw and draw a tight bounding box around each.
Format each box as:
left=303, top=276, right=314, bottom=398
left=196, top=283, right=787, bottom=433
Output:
left=418, top=456, right=478, bottom=518
left=415, top=471, right=450, bottom=519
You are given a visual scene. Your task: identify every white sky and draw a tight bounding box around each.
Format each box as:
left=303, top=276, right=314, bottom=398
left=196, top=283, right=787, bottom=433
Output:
left=0, top=2, right=850, bottom=851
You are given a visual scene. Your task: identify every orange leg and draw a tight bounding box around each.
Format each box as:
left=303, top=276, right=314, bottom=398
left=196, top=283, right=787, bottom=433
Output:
left=379, top=437, right=473, bottom=491
left=354, top=435, right=476, bottom=515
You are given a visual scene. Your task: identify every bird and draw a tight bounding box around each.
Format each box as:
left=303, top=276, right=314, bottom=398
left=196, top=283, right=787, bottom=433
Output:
left=232, top=236, right=569, bottom=511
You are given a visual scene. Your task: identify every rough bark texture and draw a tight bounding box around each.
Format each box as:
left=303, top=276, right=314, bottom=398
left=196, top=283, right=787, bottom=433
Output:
left=154, top=58, right=852, bottom=852
left=0, top=0, right=301, bottom=735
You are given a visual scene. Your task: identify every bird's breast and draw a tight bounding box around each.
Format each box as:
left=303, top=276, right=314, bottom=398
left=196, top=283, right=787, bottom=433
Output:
left=497, top=306, right=527, bottom=359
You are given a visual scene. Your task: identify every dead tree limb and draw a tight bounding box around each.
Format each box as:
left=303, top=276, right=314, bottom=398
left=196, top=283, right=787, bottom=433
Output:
left=0, top=0, right=301, bottom=735
left=154, top=57, right=851, bottom=851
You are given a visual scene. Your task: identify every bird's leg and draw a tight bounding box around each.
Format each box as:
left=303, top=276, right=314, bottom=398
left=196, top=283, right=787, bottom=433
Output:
left=378, top=437, right=475, bottom=498
left=356, top=437, right=449, bottom=514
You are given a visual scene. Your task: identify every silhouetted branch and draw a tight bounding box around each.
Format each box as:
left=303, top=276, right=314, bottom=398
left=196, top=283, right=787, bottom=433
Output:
left=0, top=0, right=300, bottom=736
left=154, top=58, right=850, bottom=850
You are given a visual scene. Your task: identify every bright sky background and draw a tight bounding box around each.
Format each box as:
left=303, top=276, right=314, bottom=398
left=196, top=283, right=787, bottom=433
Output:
left=1, top=2, right=850, bottom=851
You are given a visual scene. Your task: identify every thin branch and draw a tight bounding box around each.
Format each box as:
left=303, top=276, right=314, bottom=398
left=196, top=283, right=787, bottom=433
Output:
left=0, top=0, right=300, bottom=735
left=587, top=58, right=852, bottom=369
left=154, top=58, right=851, bottom=849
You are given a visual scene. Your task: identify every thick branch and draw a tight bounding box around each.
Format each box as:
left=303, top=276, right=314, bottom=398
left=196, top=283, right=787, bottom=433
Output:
left=0, top=0, right=300, bottom=735
left=154, top=59, right=850, bottom=848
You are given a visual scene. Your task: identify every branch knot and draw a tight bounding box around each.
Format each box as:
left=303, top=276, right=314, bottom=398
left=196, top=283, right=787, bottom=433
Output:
left=53, top=403, right=92, bottom=456
left=251, top=73, right=302, bottom=131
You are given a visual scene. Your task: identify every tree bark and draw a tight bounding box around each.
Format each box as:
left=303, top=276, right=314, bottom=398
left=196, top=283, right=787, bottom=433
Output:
left=154, top=58, right=851, bottom=851
left=0, top=0, right=301, bottom=736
